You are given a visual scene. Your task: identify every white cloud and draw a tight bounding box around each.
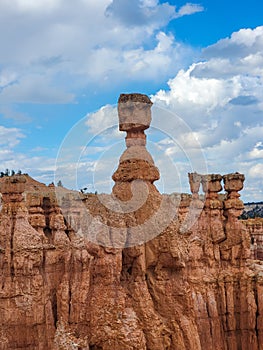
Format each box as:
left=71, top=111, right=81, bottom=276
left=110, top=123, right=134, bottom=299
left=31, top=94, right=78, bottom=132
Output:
left=154, top=63, right=239, bottom=109
left=0, top=105, right=31, bottom=123
left=247, top=142, right=263, bottom=160
left=141, top=0, right=159, bottom=7
left=186, top=27, right=263, bottom=84
left=201, top=26, right=263, bottom=58
left=86, top=104, right=119, bottom=135
left=105, top=0, right=176, bottom=27
left=0, top=126, right=25, bottom=148
left=151, top=26, right=263, bottom=201
left=0, top=70, right=17, bottom=88
left=79, top=31, right=189, bottom=83
left=0, top=0, right=198, bottom=106
left=1, top=0, right=62, bottom=12
left=176, top=3, right=204, bottom=17
left=0, top=74, right=74, bottom=104
left=249, top=164, right=263, bottom=178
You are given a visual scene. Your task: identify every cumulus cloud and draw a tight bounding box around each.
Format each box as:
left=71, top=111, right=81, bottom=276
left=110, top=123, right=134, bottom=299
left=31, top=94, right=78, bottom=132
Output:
left=105, top=0, right=176, bottom=27
left=247, top=142, right=263, bottom=160
left=191, top=26, right=263, bottom=79
left=151, top=26, right=263, bottom=200
left=86, top=104, right=119, bottom=135
left=106, top=0, right=203, bottom=27
left=0, top=0, right=200, bottom=110
left=202, top=27, right=263, bottom=60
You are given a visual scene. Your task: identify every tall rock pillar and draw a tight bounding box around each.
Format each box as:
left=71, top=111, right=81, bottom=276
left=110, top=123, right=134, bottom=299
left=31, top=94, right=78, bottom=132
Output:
left=201, top=174, right=225, bottom=244
left=221, top=173, right=250, bottom=264
left=112, top=93, right=160, bottom=201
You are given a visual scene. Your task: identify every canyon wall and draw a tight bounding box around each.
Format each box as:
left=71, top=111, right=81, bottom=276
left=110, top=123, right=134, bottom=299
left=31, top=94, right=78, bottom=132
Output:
left=0, top=94, right=263, bottom=350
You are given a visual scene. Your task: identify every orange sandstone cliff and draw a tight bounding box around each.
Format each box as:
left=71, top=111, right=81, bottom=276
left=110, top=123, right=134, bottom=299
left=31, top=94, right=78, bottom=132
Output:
left=0, top=93, right=263, bottom=350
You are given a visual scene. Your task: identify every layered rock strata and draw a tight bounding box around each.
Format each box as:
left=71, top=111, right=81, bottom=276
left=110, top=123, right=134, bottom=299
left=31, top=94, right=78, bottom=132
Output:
left=0, top=94, right=263, bottom=350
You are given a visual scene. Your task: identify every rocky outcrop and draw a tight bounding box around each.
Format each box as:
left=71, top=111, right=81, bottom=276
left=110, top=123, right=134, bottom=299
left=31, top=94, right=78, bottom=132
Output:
left=242, top=218, right=263, bottom=260
left=0, top=93, right=263, bottom=350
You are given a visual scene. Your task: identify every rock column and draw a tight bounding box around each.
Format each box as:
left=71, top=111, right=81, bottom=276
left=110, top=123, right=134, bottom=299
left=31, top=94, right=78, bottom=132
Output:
left=48, top=193, right=69, bottom=247
left=27, top=193, right=46, bottom=239
left=112, top=93, right=160, bottom=201
left=221, top=173, right=249, bottom=263
left=201, top=174, right=225, bottom=243
left=186, top=172, right=204, bottom=234
left=0, top=175, right=27, bottom=273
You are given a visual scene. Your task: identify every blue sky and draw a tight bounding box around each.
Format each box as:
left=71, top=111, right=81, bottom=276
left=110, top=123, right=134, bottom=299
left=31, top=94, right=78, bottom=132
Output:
left=0, top=0, right=263, bottom=201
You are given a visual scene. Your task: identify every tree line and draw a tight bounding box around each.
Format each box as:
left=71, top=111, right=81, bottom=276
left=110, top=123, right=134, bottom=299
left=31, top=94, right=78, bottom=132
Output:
left=0, top=169, right=25, bottom=178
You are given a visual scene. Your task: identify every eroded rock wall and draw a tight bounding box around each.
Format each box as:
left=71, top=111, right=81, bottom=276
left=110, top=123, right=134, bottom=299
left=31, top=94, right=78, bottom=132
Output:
left=1, top=177, right=263, bottom=350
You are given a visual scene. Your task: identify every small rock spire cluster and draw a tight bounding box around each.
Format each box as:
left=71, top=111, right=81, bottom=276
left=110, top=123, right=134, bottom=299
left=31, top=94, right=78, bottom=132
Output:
left=188, top=172, right=249, bottom=264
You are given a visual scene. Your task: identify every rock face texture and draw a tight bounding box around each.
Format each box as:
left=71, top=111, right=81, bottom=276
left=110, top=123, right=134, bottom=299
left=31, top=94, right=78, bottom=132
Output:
left=0, top=93, right=263, bottom=350
left=242, top=218, right=263, bottom=260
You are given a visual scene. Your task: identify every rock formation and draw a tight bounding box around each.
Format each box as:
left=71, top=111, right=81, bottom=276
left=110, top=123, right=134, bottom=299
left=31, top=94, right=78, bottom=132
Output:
left=0, top=93, right=263, bottom=350
left=242, top=218, right=263, bottom=260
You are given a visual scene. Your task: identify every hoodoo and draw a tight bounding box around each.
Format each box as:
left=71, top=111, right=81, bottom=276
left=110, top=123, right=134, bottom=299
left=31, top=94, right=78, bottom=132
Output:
left=0, top=94, right=263, bottom=349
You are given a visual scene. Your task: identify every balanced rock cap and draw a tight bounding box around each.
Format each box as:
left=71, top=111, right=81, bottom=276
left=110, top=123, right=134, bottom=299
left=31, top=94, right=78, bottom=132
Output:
left=118, top=93, right=153, bottom=131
